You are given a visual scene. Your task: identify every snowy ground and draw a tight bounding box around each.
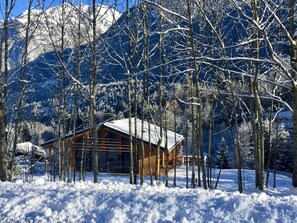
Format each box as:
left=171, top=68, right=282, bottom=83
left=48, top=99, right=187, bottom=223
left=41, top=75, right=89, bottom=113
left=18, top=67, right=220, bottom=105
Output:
left=1, top=167, right=297, bottom=223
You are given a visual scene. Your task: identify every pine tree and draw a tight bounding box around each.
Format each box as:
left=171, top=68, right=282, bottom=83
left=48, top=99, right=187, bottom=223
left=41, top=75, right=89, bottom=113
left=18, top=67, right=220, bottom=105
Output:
left=216, top=137, right=229, bottom=169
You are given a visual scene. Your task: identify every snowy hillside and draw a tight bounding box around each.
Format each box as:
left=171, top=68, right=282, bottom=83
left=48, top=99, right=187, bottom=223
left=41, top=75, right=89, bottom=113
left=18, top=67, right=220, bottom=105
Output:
left=0, top=168, right=297, bottom=222
left=7, top=3, right=121, bottom=69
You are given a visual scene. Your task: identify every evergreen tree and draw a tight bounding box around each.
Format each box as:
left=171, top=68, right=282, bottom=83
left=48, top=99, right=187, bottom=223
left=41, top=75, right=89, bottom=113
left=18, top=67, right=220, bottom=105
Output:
left=216, top=137, right=229, bottom=169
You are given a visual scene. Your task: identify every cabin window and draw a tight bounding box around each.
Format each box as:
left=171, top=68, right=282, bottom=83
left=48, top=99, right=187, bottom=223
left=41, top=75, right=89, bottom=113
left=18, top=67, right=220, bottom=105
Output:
left=122, top=137, right=129, bottom=145
left=106, top=131, right=118, bottom=140
left=102, top=151, right=130, bottom=173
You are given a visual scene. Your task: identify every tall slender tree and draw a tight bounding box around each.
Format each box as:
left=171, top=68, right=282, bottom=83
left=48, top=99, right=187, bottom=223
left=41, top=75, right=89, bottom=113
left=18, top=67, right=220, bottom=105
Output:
left=187, top=0, right=207, bottom=189
left=71, top=0, right=83, bottom=182
left=10, top=0, right=35, bottom=180
left=91, top=0, right=99, bottom=183
left=126, top=0, right=134, bottom=185
left=290, top=0, right=297, bottom=187
left=155, top=0, right=164, bottom=181
left=250, top=0, right=265, bottom=191
left=140, top=0, right=149, bottom=185
left=0, top=0, right=15, bottom=182
left=60, top=0, right=67, bottom=182
left=133, top=1, right=141, bottom=185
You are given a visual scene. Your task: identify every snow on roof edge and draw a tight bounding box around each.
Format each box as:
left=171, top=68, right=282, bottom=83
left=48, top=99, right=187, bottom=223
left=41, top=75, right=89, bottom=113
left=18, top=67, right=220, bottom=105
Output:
left=103, top=118, right=184, bottom=151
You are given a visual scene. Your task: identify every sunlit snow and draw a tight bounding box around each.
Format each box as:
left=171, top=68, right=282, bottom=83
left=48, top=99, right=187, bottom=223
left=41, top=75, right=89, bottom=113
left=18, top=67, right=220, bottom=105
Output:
left=0, top=166, right=297, bottom=222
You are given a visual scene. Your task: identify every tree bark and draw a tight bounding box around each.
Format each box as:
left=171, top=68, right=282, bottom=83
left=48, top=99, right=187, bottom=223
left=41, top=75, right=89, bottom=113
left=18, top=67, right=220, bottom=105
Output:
left=165, top=107, right=169, bottom=187
left=265, top=103, right=273, bottom=188
left=72, top=0, right=83, bottom=182
left=0, top=0, right=12, bottom=182
left=133, top=3, right=140, bottom=184
left=186, top=0, right=207, bottom=189
left=10, top=0, right=33, bottom=180
left=289, top=0, right=297, bottom=187
left=91, top=0, right=99, bottom=183
left=155, top=0, right=164, bottom=182
left=126, top=0, right=134, bottom=185
left=185, top=120, right=189, bottom=188
left=174, top=94, right=177, bottom=187
left=142, top=1, right=150, bottom=185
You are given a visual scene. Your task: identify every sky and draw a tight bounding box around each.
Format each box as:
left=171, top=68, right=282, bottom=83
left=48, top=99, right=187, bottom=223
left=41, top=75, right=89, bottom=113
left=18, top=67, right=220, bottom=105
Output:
left=0, top=0, right=129, bottom=20
left=0, top=0, right=58, bottom=19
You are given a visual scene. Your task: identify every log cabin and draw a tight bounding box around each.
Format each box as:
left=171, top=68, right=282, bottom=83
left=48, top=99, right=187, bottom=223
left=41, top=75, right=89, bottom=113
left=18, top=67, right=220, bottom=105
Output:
left=41, top=118, right=184, bottom=176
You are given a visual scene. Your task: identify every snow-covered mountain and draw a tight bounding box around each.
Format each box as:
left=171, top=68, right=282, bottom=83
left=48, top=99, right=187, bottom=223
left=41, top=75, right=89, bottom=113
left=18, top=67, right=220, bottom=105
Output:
left=6, top=3, right=121, bottom=70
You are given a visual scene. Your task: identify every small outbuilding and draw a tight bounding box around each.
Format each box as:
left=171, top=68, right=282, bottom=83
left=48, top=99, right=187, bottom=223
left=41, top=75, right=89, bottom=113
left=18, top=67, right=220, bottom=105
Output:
left=16, top=142, right=46, bottom=158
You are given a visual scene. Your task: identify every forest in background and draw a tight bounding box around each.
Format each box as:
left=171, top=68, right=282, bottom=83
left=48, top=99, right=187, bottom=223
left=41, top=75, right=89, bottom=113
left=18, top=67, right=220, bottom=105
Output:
left=0, top=0, right=296, bottom=193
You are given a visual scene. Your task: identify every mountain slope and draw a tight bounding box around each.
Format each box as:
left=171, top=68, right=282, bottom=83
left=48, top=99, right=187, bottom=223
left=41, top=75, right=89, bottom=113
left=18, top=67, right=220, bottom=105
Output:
left=6, top=3, right=121, bottom=70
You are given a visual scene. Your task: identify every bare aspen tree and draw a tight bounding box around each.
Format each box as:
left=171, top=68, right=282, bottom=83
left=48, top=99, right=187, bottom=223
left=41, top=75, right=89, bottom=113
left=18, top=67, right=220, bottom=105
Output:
left=185, top=119, right=189, bottom=188
left=140, top=0, right=149, bottom=185
left=133, top=1, right=141, bottom=185
left=231, top=84, right=243, bottom=193
left=250, top=0, right=265, bottom=191
left=140, top=114, right=145, bottom=185
left=207, top=93, right=215, bottom=188
left=273, top=120, right=280, bottom=189
left=61, top=0, right=67, bottom=182
left=205, top=3, right=220, bottom=187
left=0, top=0, right=14, bottom=182
left=54, top=0, right=67, bottom=182
left=3, top=0, right=12, bottom=156
left=165, top=102, right=169, bottom=187
left=195, top=5, right=201, bottom=189
left=290, top=0, right=297, bottom=187
left=0, top=106, right=4, bottom=180
left=80, top=100, right=89, bottom=181
left=155, top=0, right=164, bottom=182
left=187, top=0, right=207, bottom=189
left=190, top=77, right=196, bottom=187
left=266, top=100, right=274, bottom=188
left=146, top=88, right=153, bottom=185
left=173, top=88, right=177, bottom=187
left=196, top=6, right=207, bottom=191
left=143, top=1, right=153, bottom=183
left=126, top=0, right=134, bottom=185
left=71, top=0, right=83, bottom=182
left=185, top=5, right=196, bottom=189
left=10, top=0, right=35, bottom=180
left=90, top=0, right=99, bottom=183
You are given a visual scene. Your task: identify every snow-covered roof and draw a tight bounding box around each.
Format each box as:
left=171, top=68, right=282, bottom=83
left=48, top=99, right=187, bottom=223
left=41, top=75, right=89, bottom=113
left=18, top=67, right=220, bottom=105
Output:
left=103, top=118, right=184, bottom=151
left=16, top=142, right=46, bottom=157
